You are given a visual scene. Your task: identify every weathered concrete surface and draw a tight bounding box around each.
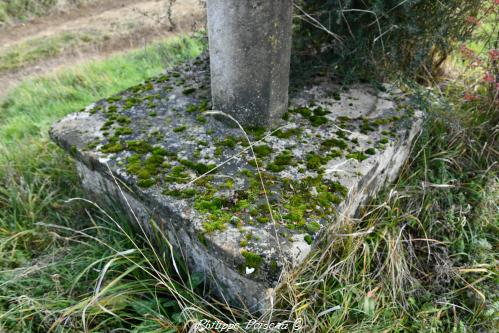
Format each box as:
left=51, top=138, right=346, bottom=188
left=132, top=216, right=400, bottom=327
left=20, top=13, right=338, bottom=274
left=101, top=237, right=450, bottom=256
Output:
left=207, top=0, right=293, bottom=128
left=50, top=55, right=423, bottom=313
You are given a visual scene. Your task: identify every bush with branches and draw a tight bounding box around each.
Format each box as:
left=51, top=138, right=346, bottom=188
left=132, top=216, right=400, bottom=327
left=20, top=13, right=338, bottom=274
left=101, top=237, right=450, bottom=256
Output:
left=292, top=0, right=486, bottom=83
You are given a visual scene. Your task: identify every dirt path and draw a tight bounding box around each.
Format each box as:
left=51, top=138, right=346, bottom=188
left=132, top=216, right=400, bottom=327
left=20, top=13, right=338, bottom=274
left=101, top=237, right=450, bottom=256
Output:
left=0, top=0, right=204, bottom=98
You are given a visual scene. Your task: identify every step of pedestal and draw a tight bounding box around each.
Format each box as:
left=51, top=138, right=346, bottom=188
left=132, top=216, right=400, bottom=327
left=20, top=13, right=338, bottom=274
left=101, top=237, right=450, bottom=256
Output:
left=50, top=55, right=423, bottom=313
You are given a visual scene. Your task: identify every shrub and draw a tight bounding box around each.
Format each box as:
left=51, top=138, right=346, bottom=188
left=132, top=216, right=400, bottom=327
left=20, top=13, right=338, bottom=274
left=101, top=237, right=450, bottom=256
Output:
left=456, top=3, right=498, bottom=109
left=292, top=0, right=484, bottom=82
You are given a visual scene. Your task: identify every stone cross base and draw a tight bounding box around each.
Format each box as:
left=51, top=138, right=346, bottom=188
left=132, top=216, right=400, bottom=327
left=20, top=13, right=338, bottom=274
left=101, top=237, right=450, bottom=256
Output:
left=50, top=56, right=422, bottom=312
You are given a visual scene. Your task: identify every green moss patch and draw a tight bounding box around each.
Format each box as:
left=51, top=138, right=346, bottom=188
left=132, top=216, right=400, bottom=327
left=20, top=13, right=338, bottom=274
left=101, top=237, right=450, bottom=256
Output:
left=173, top=126, right=187, bottom=133
left=290, top=106, right=330, bottom=127
left=304, top=234, right=313, bottom=245
left=165, top=188, right=196, bottom=199
left=186, top=104, right=198, bottom=113
left=306, top=153, right=328, bottom=170
left=182, top=87, right=196, bottom=95
left=241, top=250, right=262, bottom=269
left=115, top=127, right=133, bottom=136
left=322, top=138, right=348, bottom=150
left=224, top=136, right=238, bottom=148
left=253, top=145, right=273, bottom=157
left=180, top=159, right=216, bottom=175
left=137, top=179, right=156, bottom=188
left=272, top=127, right=301, bottom=139
left=101, top=142, right=124, bottom=154
left=268, top=150, right=294, bottom=172
left=306, top=221, right=321, bottom=234
left=346, top=151, right=368, bottom=161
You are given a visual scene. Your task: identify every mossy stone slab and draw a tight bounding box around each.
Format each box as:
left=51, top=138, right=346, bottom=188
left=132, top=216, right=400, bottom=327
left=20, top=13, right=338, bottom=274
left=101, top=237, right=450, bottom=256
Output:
left=50, top=55, right=423, bottom=312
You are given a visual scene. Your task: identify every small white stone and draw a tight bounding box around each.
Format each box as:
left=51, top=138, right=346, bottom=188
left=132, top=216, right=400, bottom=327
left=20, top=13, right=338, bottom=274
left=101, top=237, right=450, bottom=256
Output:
left=310, top=186, right=318, bottom=196
left=245, top=267, right=255, bottom=275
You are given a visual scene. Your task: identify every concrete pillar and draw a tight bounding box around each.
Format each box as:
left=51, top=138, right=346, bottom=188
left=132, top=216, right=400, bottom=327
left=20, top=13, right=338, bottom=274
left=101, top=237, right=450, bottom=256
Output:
left=207, top=0, right=293, bottom=128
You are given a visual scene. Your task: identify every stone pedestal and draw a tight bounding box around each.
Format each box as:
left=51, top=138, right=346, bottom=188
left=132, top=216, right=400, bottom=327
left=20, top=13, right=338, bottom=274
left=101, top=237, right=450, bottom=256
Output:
left=50, top=56, right=423, bottom=313
left=207, top=0, right=293, bottom=128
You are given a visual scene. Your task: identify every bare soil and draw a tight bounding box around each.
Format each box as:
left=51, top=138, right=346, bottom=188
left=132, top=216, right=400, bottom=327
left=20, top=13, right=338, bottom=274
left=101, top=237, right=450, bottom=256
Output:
left=0, top=0, right=204, bottom=98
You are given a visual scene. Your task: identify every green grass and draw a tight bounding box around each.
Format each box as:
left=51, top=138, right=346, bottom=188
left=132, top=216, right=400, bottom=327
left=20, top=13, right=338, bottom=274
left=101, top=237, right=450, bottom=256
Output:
left=0, top=31, right=103, bottom=73
left=0, top=0, right=94, bottom=26
left=0, top=31, right=497, bottom=332
left=0, top=35, right=204, bottom=150
left=0, top=34, right=211, bottom=332
left=275, top=89, right=498, bottom=331
left=445, top=6, right=497, bottom=78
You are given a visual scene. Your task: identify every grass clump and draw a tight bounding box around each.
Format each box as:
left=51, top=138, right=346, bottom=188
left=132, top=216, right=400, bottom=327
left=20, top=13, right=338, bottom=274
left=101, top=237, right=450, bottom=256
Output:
left=274, top=83, right=498, bottom=332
